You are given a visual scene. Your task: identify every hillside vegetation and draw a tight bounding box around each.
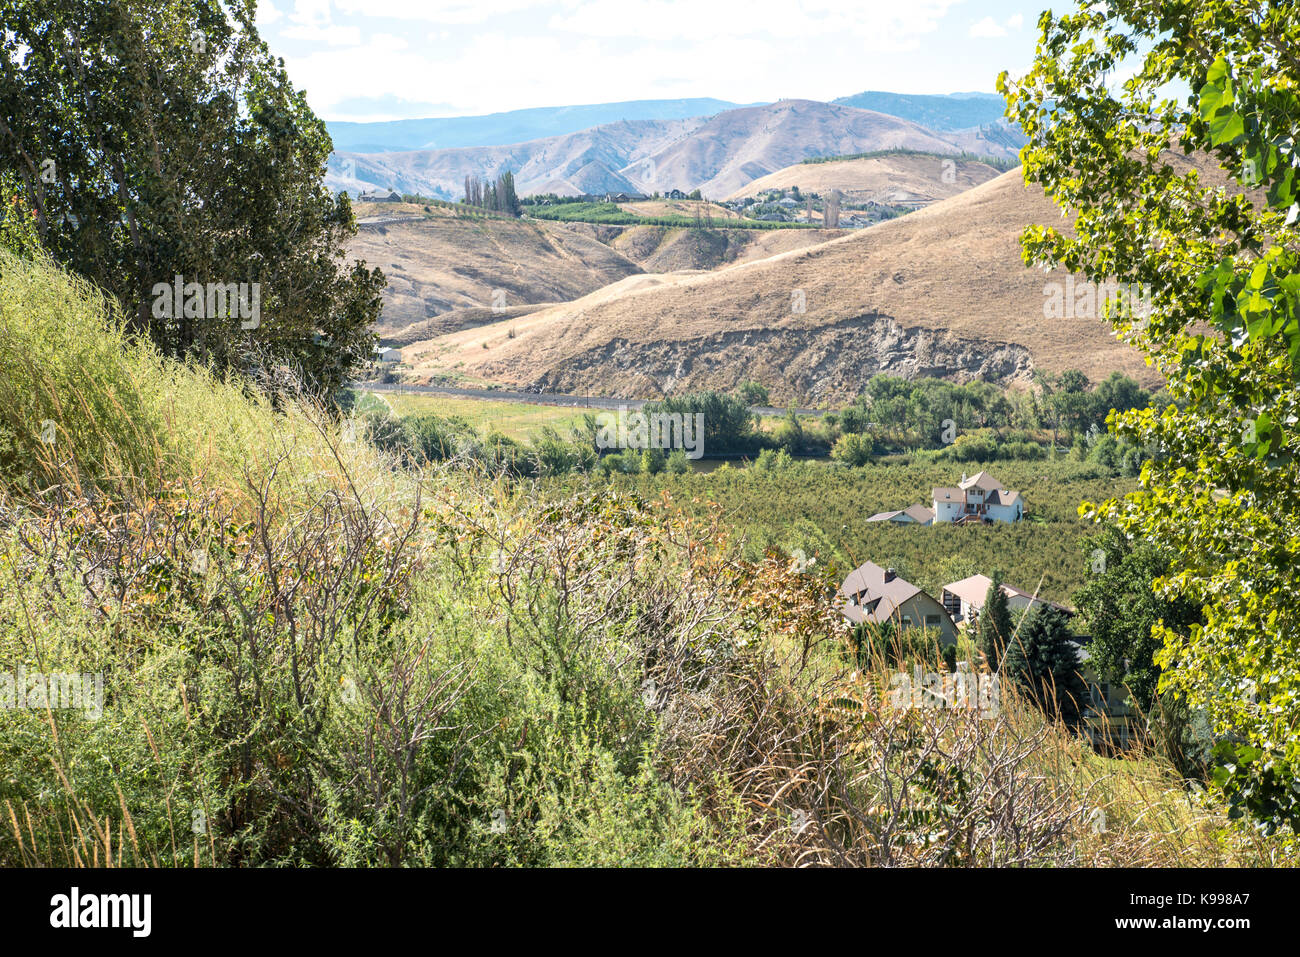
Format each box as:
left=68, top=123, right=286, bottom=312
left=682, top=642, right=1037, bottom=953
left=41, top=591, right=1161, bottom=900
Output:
left=0, top=250, right=1283, bottom=867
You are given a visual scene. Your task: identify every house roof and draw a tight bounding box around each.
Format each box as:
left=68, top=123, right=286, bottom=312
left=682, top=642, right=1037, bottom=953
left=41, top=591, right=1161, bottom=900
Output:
left=960, top=471, right=1004, bottom=491
left=866, top=504, right=934, bottom=524
left=902, top=504, right=935, bottom=522
left=942, top=573, right=1072, bottom=614
left=934, top=477, right=1022, bottom=509
left=942, top=574, right=998, bottom=608
left=840, top=561, right=924, bottom=625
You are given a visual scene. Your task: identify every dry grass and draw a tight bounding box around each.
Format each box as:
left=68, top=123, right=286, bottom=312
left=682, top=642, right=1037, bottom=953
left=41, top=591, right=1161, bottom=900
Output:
left=726, top=152, right=1003, bottom=204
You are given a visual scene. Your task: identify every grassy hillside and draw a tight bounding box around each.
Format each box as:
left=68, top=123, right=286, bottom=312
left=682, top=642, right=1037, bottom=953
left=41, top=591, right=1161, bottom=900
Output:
left=0, top=250, right=1286, bottom=868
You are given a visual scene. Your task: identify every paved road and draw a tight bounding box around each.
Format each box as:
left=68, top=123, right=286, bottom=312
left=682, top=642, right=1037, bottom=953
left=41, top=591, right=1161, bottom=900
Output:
left=351, top=381, right=824, bottom=416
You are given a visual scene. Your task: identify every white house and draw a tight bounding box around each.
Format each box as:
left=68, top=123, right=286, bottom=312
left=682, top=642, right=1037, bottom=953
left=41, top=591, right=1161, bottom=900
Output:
left=932, top=471, right=1023, bottom=524
left=374, top=345, right=403, bottom=363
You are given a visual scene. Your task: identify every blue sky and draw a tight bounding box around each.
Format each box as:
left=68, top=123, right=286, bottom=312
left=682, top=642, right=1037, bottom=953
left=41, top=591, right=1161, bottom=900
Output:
left=253, top=0, right=1055, bottom=121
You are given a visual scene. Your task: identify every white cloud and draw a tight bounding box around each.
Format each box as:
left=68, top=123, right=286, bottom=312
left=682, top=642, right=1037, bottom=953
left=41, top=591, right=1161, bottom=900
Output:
left=334, top=0, right=548, bottom=23
left=283, top=23, right=362, bottom=45
left=969, top=16, right=1006, bottom=38
left=1007, top=13, right=1024, bottom=30
left=256, top=1, right=284, bottom=27
left=257, top=0, right=1035, bottom=120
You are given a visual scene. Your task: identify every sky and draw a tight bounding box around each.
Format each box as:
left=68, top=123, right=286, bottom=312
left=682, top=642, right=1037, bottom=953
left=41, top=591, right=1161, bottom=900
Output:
left=253, top=0, right=1052, bottom=122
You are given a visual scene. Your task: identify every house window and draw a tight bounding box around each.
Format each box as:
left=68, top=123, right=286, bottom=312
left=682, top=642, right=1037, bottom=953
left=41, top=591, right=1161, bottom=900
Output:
left=925, top=614, right=940, bottom=627
left=901, top=616, right=912, bottom=627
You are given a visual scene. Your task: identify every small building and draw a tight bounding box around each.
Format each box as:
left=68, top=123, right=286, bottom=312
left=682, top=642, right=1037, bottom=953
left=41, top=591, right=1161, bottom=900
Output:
left=374, top=345, right=402, bottom=363
left=940, top=573, right=1072, bottom=625
left=866, top=504, right=935, bottom=525
left=358, top=188, right=402, bottom=203
left=932, top=471, right=1023, bottom=524
left=839, top=561, right=958, bottom=645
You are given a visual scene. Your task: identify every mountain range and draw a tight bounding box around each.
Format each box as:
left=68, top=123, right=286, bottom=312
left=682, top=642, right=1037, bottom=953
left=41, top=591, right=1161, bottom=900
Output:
left=327, top=99, right=1025, bottom=201
left=326, top=91, right=1006, bottom=153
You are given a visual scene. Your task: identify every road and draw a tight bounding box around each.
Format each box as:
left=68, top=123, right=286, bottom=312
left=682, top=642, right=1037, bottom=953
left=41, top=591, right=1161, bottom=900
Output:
left=351, top=381, right=824, bottom=417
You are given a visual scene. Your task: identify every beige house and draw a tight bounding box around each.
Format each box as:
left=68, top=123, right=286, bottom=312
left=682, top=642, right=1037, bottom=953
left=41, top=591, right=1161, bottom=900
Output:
left=839, top=561, right=958, bottom=645
left=940, top=573, right=1071, bottom=626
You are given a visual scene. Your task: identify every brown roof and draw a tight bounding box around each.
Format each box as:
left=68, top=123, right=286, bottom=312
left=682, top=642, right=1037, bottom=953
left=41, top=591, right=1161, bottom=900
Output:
left=986, top=489, right=1021, bottom=507
left=933, top=487, right=962, bottom=502
left=840, top=561, right=923, bottom=625
left=866, top=504, right=935, bottom=523
left=960, top=470, right=1004, bottom=491
left=901, top=504, right=936, bottom=523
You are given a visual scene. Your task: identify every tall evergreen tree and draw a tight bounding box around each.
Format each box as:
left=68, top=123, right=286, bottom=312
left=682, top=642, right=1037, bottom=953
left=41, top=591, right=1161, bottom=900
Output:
left=977, top=573, right=1013, bottom=670
left=1001, top=605, right=1088, bottom=723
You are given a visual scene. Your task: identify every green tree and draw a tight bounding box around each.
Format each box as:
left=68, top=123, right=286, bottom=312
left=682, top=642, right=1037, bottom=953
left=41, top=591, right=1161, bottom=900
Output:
left=737, top=380, right=770, bottom=406
left=977, top=573, right=1013, bottom=670
left=1002, top=604, right=1088, bottom=723
left=1072, top=525, right=1202, bottom=713
left=829, top=432, right=873, bottom=467
left=0, top=0, right=385, bottom=398
left=1002, top=0, right=1300, bottom=829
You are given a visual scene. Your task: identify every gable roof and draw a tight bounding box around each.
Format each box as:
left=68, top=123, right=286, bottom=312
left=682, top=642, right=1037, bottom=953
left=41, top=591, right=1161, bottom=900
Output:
left=866, top=503, right=935, bottom=524
left=960, top=471, right=1004, bottom=491
left=942, top=574, right=1072, bottom=613
left=901, top=504, right=936, bottom=523
left=840, top=561, right=924, bottom=625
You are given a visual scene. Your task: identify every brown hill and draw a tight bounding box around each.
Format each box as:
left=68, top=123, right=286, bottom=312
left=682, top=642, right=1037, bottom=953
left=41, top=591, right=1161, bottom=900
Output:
left=348, top=211, right=643, bottom=334
left=353, top=203, right=849, bottom=335
left=727, top=152, right=1004, bottom=206
left=402, top=169, right=1159, bottom=403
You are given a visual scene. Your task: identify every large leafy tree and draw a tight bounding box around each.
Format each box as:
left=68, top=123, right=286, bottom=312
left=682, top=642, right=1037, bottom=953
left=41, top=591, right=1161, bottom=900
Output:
left=0, top=0, right=385, bottom=397
left=1001, top=1, right=1300, bottom=829
left=1072, top=525, right=1202, bottom=712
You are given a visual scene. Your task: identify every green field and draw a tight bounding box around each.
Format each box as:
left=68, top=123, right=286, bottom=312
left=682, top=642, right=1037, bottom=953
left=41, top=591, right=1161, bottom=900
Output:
left=554, top=459, right=1132, bottom=606
left=358, top=392, right=1131, bottom=604
left=356, top=391, right=591, bottom=441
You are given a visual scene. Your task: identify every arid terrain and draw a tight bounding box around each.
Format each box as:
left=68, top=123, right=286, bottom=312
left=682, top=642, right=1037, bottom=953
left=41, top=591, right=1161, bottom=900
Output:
left=727, top=152, right=1005, bottom=205
left=395, top=169, right=1157, bottom=403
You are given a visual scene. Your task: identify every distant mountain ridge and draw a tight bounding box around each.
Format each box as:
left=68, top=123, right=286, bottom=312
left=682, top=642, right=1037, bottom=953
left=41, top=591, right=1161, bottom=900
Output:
left=830, top=91, right=1008, bottom=131
left=327, top=98, right=745, bottom=153
left=327, top=99, right=1023, bottom=201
